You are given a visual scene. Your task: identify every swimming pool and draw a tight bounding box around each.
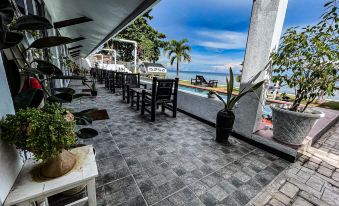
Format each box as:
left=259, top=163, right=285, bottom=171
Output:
left=178, top=85, right=272, bottom=117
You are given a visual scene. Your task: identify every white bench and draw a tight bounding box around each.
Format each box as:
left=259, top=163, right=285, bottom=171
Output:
left=4, top=145, right=98, bottom=206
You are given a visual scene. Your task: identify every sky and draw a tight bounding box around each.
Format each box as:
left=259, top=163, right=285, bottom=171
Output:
left=149, top=0, right=326, bottom=73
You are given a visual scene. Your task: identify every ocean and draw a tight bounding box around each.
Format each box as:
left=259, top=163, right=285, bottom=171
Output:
left=166, top=70, right=339, bottom=101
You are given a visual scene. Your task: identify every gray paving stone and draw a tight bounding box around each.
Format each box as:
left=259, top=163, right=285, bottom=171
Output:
left=321, top=187, right=339, bottom=205
left=269, top=198, right=285, bottom=206
left=305, top=176, right=324, bottom=191
left=208, top=185, right=229, bottom=201
left=56, top=81, right=292, bottom=206
left=279, top=182, right=299, bottom=198
left=273, top=192, right=291, bottom=205
left=292, top=196, right=313, bottom=206
left=317, top=166, right=333, bottom=177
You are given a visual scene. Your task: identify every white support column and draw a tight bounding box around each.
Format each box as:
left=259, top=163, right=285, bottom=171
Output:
left=233, top=0, right=288, bottom=138
left=0, top=56, right=23, bottom=205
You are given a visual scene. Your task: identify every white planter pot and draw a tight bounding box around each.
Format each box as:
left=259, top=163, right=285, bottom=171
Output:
left=271, top=105, right=325, bottom=146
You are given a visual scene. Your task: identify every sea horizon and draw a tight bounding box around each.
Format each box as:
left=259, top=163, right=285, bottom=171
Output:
left=166, top=70, right=339, bottom=101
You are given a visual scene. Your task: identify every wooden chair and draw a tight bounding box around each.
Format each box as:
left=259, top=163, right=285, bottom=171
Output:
left=191, top=75, right=218, bottom=87
left=110, top=71, right=125, bottom=94
left=141, top=77, right=179, bottom=121
left=191, top=75, right=204, bottom=85
left=123, top=73, right=146, bottom=104
left=105, top=71, right=113, bottom=89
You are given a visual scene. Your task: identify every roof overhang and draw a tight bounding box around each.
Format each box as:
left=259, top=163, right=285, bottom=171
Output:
left=43, top=0, right=160, bottom=58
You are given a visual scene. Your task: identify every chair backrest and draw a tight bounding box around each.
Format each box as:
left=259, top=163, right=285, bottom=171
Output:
left=196, top=75, right=207, bottom=84
left=114, top=72, right=124, bottom=86
left=125, top=73, right=140, bottom=88
left=152, top=77, right=179, bottom=102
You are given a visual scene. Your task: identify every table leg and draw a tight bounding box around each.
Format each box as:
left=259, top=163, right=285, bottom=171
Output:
left=87, top=179, right=97, bottom=206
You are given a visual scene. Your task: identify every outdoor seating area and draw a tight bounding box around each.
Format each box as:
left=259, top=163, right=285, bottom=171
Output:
left=191, top=75, right=218, bottom=88
left=54, top=80, right=290, bottom=206
left=95, top=68, right=179, bottom=121
left=1, top=0, right=338, bottom=206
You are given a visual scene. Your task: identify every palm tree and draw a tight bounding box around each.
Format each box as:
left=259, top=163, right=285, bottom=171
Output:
left=164, top=39, right=191, bottom=77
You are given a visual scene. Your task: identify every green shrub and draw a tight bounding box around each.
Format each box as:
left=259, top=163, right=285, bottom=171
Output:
left=0, top=104, right=76, bottom=161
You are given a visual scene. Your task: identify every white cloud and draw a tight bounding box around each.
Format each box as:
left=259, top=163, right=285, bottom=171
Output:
left=196, top=30, right=248, bottom=50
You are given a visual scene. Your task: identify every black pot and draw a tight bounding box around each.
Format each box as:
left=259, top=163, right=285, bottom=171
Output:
left=91, top=90, right=97, bottom=96
left=216, top=109, right=235, bottom=143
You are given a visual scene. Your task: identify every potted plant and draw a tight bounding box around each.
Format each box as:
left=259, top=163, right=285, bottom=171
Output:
left=0, top=103, right=77, bottom=178
left=270, top=0, right=338, bottom=146
left=207, top=90, right=216, bottom=98
left=211, top=67, right=264, bottom=143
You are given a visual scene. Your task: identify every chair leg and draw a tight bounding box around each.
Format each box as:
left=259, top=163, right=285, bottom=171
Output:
left=173, top=104, right=177, bottom=118
left=127, top=90, right=130, bottom=104
left=136, top=94, right=140, bottom=111
left=161, top=103, right=165, bottom=112
left=122, top=88, right=125, bottom=101
left=141, top=91, right=145, bottom=115
left=131, top=92, right=134, bottom=107
left=151, top=102, right=156, bottom=121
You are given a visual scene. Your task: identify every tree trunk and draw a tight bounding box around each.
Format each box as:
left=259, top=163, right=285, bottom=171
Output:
left=176, top=59, right=179, bottom=78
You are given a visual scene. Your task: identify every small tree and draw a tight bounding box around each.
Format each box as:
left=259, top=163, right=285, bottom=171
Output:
left=271, top=0, right=339, bottom=112
left=164, top=39, right=191, bottom=77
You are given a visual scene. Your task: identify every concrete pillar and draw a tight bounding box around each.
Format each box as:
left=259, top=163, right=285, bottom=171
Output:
left=233, top=0, right=288, bottom=138
left=0, top=55, right=23, bottom=205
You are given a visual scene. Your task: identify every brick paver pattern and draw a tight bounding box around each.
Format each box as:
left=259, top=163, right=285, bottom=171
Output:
left=250, top=121, right=339, bottom=206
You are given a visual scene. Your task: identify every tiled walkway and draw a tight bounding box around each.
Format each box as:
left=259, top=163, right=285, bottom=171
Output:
left=250, top=122, right=339, bottom=206
left=51, top=81, right=289, bottom=206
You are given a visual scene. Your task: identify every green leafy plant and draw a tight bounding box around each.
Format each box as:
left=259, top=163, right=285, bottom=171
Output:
left=271, top=0, right=339, bottom=112
left=164, top=39, right=191, bottom=77
left=211, top=67, right=264, bottom=111
left=0, top=104, right=76, bottom=161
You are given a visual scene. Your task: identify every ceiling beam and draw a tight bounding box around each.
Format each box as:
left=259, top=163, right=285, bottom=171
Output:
left=70, top=50, right=81, bottom=54
left=72, top=37, right=86, bottom=42
left=54, top=16, right=93, bottom=29
left=68, top=45, right=83, bottom=50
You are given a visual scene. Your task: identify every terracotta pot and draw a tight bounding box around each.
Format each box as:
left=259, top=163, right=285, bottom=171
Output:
left=40, top=149, right=76, bottom=178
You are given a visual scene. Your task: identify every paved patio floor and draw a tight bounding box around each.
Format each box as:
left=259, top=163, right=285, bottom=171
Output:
left=250, top=121, right=339, bottom=206
left=50, top=81, right=289, bottom=206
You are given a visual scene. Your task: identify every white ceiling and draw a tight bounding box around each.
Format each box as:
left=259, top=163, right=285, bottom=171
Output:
left=43, top=0, right=159, bottom=57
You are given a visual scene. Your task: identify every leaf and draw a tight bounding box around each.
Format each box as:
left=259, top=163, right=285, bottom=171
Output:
left=77, top=128, right=98, bottom=139
left=0, top=0, right=14, bottom=25
left=47, top=93, right=73, bottom=103
left=14, top=15, right=53, bottom=30
left=33, top=59, right=63, bottom=76
left=73, top=93, right=91, bottom=99
left=3, top=59, right=21, bottom=97
left=29, top=36, right=73, bottom=49
left=0, top=31, right=24, bottom=50
left=75, top=116, right=92, bottom=125
left=228, top=81, right=265, bottom=110
left=53, top=88, right=76, bottom=95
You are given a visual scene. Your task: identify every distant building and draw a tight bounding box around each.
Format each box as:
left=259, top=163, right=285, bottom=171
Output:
left=139, top=62, right=167, bottom=78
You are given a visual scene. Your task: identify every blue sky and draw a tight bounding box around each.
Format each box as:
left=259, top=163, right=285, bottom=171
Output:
left=149, top=0, right=326, bottom=73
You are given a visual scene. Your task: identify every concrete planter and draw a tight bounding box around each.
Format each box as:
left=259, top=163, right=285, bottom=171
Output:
left=271, top=105, right=325, bottom=146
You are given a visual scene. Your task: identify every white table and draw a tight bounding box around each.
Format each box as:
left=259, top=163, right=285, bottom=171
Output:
left=4, top=145, right=98, bottom=206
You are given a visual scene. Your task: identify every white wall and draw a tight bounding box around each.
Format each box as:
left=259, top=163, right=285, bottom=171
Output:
left=0, top=55, right=23, bottom=205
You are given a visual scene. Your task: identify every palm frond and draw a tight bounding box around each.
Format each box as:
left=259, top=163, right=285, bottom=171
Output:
left=228, top=80, right=265, bottom=110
